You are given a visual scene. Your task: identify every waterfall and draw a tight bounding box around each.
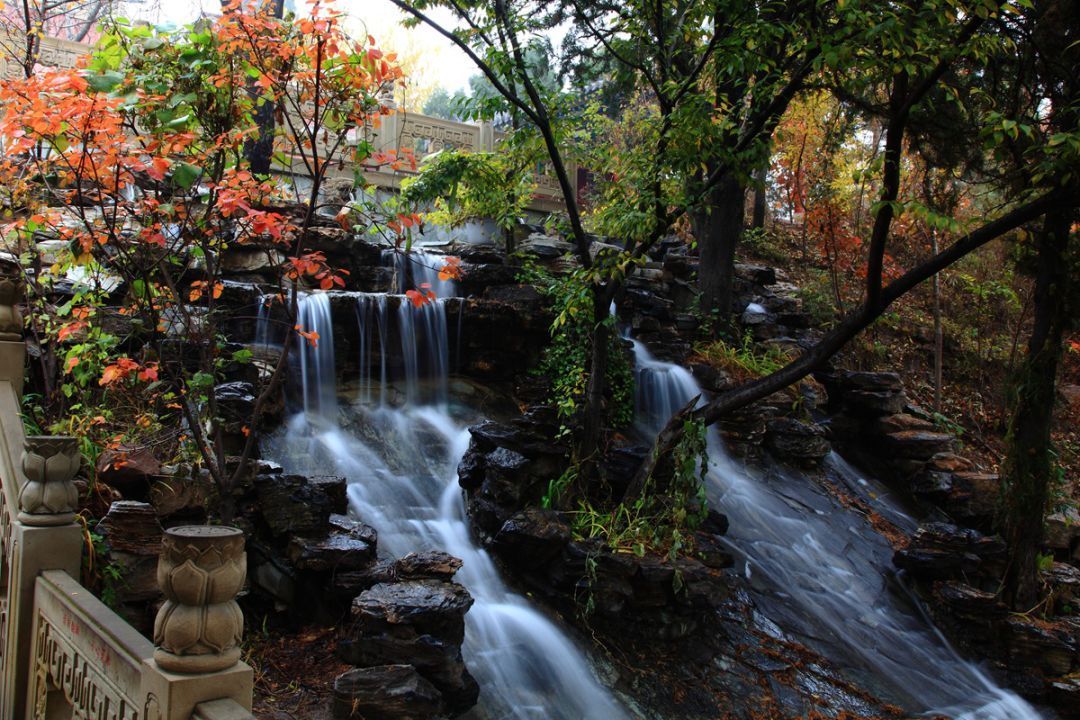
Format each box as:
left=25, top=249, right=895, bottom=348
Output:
left=629, top=338, right=1041, bottom=720
left=383, top=248, right=458, bottom=299
left=354, top=293, right=389, bottom=406
left=296, top=292, right=337, bottom=418
left=630, top=338, right=702, bottom=436
left=398, top=297, right=451, bottom=406
left=262, top=289, right=627, bottom=719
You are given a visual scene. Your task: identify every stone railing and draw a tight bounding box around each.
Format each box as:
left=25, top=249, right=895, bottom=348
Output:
left=0, top=272, right=254, bottom=719
left=0, top=33, right=89, bottom=80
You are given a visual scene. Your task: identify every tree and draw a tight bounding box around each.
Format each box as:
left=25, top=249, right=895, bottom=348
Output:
left=0, top=1, right=405, bottom=519
left=422, top=86, right=465, bottom=120
left=388, top=2, right=1076, bottom=536
left=994, top=0, right=1079, bottom=609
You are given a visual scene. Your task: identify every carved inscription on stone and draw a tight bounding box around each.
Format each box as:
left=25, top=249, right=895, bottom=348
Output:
left=33, top=611, right=142, bottom=720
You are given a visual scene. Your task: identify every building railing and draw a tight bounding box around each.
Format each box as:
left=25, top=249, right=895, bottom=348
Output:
left=0, top=273, right=254, bottom=719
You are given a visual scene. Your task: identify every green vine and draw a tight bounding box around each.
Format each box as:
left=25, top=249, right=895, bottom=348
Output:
left=516, top=255, right=635, bottom=437
left=570, top=418, right=709, bottom=562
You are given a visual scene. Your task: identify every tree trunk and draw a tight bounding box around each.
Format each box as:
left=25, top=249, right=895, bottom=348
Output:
left=931, top=230, right=943, bottom=412
left=241, top=0, right=284, bottom=175
left=751, top=167, right=768, bottom=230
left=697, top=172, right=745, bottom=330
left=578, top=292, right=612, bottom=471
left=1000, top=207, right=1074, bottom=610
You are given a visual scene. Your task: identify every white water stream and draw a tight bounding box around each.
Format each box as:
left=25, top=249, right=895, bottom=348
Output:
left=627, top=339, right=1043, bottom=719
left=260, top=280, right=1040, bottom=719
left=262, top=289, right=628, bottom=720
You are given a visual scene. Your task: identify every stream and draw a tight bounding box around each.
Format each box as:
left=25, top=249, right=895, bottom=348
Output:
left=628, top=339, right=1042, bottom=719
left=258, top=256, right=1041, bottom=718
left=260, top=268, right=629, bottom=719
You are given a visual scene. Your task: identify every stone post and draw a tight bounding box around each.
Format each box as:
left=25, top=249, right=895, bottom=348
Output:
left=17, top=436, right=80, bottom=526
left=0, top=274, right=23, bottom=342
left=153, top=526, right=246, bottom=673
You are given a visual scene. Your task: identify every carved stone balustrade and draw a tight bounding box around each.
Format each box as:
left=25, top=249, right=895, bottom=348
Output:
left=154, top=526, right=247, bottom=673
left=17, top=436, right=80, bottom=526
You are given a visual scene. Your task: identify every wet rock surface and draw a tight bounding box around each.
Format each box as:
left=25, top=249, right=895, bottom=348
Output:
left=338, top=564, right=478, bottom=717
left=332, top=665, right=443, bottom=720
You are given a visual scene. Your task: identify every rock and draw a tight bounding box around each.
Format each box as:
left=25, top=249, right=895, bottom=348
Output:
left=1005, top=616, right=1078, bottom=676
left=96, top=501, right=163, bottom=556
left=348, top=579, right=478, bottom=713
left=220, top=246, right=285, bottom=273
left=689, top=362, right=733, bottom=393
left=494, top=508, right=571, bottom=568
left=734, top=263, right=777, bottom=286
left=251, top=553, right=296, bottom=606
left=353, top=580, right=474, bottom=635
left=1045, top=506, right=1080, bottom=554
left=482, top=284, right=543, bottom=304
left=927, top=452, right=975, bottom=473
left=1045, top=562, right=1080, bottom=615
left=395, top=551, right=462, bottom=581
left=590, top=241, right=624, bottom=262
left=318, top=177, right=357, bottom=214
left=521, top=233, right=573, bottom=258
left=875, top=413, right=936, bottom=434
left=834, top=371, right=907, bottom=417
left=287, top=526, right=377, bottom=572
left=881, top=430, right=954, bottom=460
left=894, top=522, right=1007, bottom=581
left=911, top=470, right=954, bottom=500
left=95, top=446, right=161, bottom=492
left=95, top=501, right=163, bottom=604
left=254, top=474, right=347, bottom=537
left=214, top=381, right=255, bottom=426
left=932, top=581, right=1008, bottom=622
left=943, top=472, right=999, bottom=526
left=1049, top=676, right=1080, bottom=717
left=764, top=418, right=830, bottom=466
left=148, top=468, right=213, bottom=518
left=332, top=665, right=443, bottom=720
left=694, top=532, right=735, bottom=569
left=333, top=560, right=398, bottom=597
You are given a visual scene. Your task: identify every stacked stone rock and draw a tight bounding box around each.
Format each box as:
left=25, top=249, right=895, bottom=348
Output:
left=822, top=370, right=1080, bottom=714
left=894, top=523, right=1080, bottom=712
left=458, top=417, right=734, bottom=641
left=334, top=551, right=478, bottom=719
left=821, top=371, right=995, bottom=522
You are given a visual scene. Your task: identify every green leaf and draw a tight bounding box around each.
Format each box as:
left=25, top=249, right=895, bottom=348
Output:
left=86, top=71, right=126, bottom=93
left=172, top=162, right=201, bottom=189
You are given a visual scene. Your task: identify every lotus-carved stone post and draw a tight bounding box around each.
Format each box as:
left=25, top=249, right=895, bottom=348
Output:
left=154, top=526, right=246, bottom=673
left=0, top=274, right=23, bottom=342
left=17, top=436, right=80, bottom=526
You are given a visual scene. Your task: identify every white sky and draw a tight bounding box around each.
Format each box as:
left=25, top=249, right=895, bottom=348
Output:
left=121, top=0, right=476, bottom=92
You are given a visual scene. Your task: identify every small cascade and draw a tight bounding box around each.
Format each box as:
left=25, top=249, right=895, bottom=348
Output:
left=353, top=293, right=389, bottom=405
left=398, top=296, right=451, bottom=406
left=262, top=289, right=627, bottom=719
left=629, top=338, right=701, bottom=436
left=296, top=292, right=337, bottom=418
left=383, top=248, right=458, bottom=298
left=628, top=337, right=1041, bottom=719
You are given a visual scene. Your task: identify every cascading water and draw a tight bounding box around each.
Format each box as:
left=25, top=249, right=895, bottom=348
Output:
left=627, top=339, right=1042, bottom=719
left=630, top=338, right=701, bottom=436
left=296, top=292, right=337, bottom=417
left=262, top=289, right=627, bottom=719
left=383, top=247, right=458, bottom=298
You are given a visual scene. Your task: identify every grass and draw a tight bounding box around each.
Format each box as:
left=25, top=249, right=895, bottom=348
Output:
left=692, top=333, right=794, bottom=383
